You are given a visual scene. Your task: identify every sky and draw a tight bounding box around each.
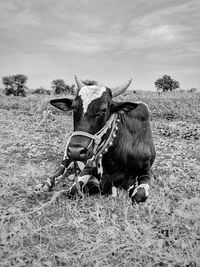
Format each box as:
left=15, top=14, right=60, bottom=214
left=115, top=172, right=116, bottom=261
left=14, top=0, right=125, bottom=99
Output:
left=0, top=0, right=199, bottom=91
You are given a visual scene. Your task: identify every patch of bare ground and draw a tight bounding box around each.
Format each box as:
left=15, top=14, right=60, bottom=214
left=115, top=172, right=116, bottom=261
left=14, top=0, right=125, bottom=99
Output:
left=0, top=92, right=199, bottom=266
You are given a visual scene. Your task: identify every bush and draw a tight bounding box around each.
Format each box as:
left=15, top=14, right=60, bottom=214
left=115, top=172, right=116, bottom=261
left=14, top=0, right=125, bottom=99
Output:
left=4, top=86, right=26, bottom=97
left=33, top=87, right=51, bottom=95
left=155, top=75, right=180, bottom=93
left=2, top=74, right=27, bottom=97
left=188, top=88, right=198, bottom=93
left=51, top=79, right=75, bottom=95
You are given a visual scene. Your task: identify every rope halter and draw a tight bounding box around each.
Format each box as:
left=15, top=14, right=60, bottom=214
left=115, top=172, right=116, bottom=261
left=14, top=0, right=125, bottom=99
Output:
left=63, top=113, right=120, bottom=176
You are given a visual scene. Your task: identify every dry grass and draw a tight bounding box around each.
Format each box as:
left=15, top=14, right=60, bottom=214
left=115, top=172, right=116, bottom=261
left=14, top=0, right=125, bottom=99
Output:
left=0, top=90, right=200, bottom=267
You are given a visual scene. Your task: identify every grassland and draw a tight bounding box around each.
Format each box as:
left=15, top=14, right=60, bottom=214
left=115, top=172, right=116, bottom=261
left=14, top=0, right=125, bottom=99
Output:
left=0, top=90, right=200, bottom=267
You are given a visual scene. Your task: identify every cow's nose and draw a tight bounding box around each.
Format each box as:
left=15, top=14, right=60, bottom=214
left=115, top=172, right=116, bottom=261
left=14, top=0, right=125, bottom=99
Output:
left=67, top=146, right=88, bottom=161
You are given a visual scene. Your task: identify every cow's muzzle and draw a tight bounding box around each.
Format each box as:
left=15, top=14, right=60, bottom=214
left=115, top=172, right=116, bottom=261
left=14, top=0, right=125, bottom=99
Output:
left=67, top=145, right=92, bottom=161
left=66, top=131, right=99, bottom=161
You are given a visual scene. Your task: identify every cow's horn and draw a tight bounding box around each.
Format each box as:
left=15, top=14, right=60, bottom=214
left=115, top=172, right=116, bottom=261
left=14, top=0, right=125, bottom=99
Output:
left=111, top=78, right=132, bottom=97
left=75, top=75, right=85, bottom=90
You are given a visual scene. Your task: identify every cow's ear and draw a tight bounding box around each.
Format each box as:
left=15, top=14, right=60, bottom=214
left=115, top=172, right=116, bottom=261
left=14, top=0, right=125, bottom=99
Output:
left=111, top=101, right=138, bottom=113
left=50, top=98, right=73, bottom=112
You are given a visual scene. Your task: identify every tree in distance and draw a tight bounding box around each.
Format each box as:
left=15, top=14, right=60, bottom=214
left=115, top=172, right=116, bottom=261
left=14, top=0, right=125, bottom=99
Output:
left=2, top=74, right=27, bottom=96
left=155, top=75, right=180, bottom=93
left=51, top=79, right=75, bottom=95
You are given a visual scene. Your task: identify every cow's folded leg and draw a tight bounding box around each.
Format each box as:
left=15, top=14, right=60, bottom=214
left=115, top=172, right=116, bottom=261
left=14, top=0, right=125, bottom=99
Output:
left=130, top=174, right=151, bottom=203
left=34, top=165, right=66, bottom=193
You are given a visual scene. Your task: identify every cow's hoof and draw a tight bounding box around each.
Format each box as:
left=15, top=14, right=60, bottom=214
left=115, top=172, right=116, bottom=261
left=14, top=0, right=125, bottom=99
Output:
left=111, top=186, right=118, bottom=197
left=128, top=184, right=136, bottom=198
left=131, top=187, right=147, bottom=203
left=64, top=190, right=78, bottom=199
left=131, top=184, right=149, bottom=203
left=34, top=178, right=53, bottom=193
left=34, top=183, right=50, bottom=193
left=68, top=181, right=84, bottom=197
left=85, top=177, right=100, bottom=195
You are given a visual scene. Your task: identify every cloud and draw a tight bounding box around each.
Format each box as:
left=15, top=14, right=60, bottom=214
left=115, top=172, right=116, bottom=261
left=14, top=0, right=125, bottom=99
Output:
left=120, top=24, right=184, bottom=53
left=129, top=1, right=197, bottom=28
left=45, top=33, right=102, bottom=55
left=0, top=0, right=39, bottom=29
left=149, top=25, right=179, bottom=42
left=73, top=14, right=104, bottom=31
left=124, top=1, right=198, bottom=50
left=0, top=0, right=194, bottom=57
left=44, top=26, right=123, bottom=55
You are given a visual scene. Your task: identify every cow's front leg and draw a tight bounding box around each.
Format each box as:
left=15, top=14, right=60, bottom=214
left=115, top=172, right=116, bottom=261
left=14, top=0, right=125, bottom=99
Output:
left=100, top=173, right=113, bottom=195
left=34, top=158, right=72, bottom=193
left=34, top=165, right=66, bottom=193
left=100, top=173, right=119, bottom=197
left=129, top=174, right=151, bottom=203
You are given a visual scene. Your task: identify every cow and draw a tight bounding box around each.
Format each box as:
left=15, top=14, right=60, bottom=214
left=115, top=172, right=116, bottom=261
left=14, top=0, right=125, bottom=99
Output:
left=35, top=76, right=156, bottom=203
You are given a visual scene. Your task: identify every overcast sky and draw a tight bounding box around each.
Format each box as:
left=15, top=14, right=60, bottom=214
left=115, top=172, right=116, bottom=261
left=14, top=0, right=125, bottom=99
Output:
left=0, top=0, right=199, bottom=90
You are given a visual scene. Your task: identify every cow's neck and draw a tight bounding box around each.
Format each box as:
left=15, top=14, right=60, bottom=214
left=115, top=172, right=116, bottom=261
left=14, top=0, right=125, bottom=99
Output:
left=90, top=113, right=120, bottom=177
left=95, top=113, right=119, bottom=158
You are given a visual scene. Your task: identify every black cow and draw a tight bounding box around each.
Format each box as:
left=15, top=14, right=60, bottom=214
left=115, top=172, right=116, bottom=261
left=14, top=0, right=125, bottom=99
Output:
left=40, top=76, right=156, bottom=203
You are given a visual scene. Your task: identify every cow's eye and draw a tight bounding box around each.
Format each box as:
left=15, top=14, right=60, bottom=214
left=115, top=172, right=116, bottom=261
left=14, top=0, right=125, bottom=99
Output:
left=95, top=108, right=107, bottom=117
left=73, top=107, right=78, bottom=114
left=95, top=112, right=101, bottom=117
left=72, top=104, right=77, bottom=111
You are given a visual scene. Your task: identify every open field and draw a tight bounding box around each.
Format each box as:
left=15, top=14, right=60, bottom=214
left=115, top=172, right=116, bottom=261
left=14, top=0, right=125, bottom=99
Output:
left=0, top=90, right=200, bottom=266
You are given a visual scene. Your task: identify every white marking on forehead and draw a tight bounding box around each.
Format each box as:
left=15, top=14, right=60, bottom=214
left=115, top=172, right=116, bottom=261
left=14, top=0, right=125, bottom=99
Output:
left=79, top=85, right=106, bottom=113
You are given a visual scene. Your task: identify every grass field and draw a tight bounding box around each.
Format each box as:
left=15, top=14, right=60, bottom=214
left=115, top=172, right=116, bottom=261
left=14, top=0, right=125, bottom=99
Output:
left=0, top=90, right=200, bottom=267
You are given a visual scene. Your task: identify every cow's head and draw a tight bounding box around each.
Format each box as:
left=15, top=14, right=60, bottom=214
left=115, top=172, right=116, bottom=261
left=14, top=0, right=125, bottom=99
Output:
left=50, top=76, right=137, bottom=161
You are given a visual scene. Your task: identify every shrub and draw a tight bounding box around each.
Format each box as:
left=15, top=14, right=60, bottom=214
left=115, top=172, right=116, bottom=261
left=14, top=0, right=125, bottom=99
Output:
left=51, top=79, right=75, bottom=95
left=2, top=74, right=27, bottom=97
left=33, top=87, right=51, bottom=95
left=155, top=75, right=180, bottom=93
